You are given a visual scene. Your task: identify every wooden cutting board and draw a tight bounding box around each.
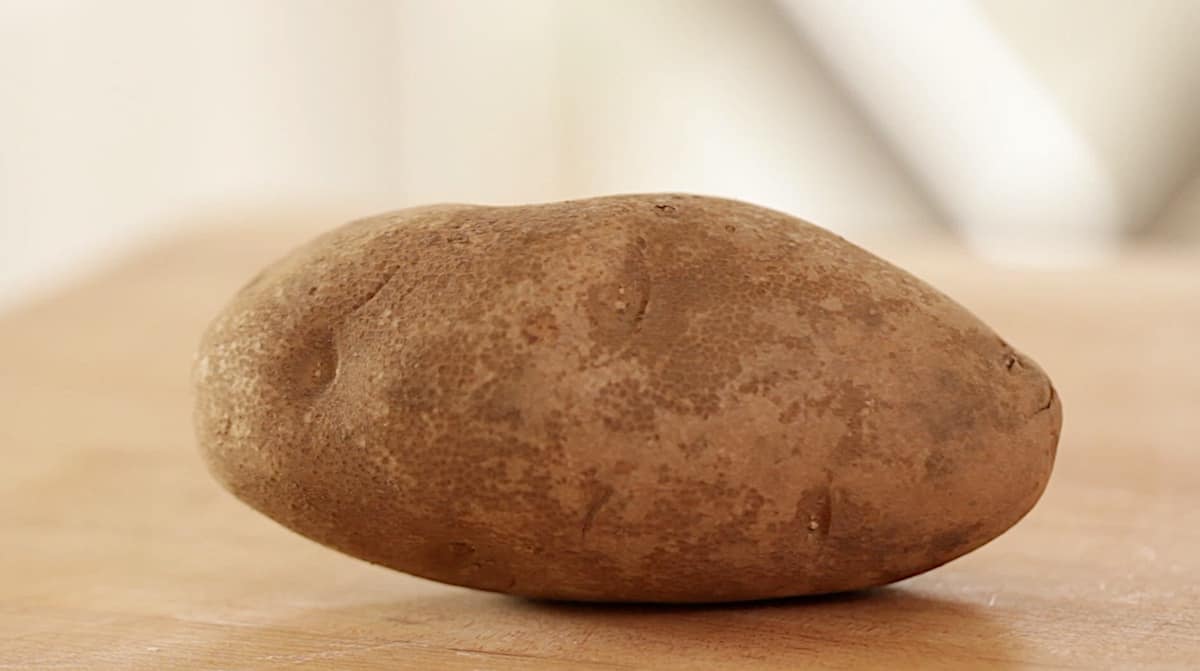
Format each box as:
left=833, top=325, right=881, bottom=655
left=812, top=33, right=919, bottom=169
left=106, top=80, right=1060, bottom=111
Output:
left=2, top=224, right=1197, bottom=669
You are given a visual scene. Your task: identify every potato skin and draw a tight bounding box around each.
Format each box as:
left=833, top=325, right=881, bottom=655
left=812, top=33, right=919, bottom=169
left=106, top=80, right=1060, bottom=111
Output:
left=194, top=194, right=1061, bottom=602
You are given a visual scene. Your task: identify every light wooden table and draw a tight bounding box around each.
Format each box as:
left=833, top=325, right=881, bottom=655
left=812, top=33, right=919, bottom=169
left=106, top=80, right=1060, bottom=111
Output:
left=2, top=224, right=1197, bottom=669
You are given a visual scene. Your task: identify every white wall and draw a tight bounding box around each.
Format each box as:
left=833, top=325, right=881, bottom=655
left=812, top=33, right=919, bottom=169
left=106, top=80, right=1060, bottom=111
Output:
left=1, top=0, right=937, bottom=311
left=978, top=0, right=1200, bottom=236
left=557, top=0, right=937, bottom=238
left=1, top=0, right=1196, bottom=311
left=781, top=0, right=1200, bottom=264
left=1159, top=171, right=1200, bottom=243
left=390, top=0, right=566, bottom=206
left=0, top=0, right=406, bottom=310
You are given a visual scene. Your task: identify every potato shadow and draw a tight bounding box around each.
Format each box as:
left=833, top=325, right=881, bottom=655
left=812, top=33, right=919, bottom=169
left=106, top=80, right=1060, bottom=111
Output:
left=501, top=586, right=1022, bottom=668
left=171, top=580, right=1023, bottom=669
left=257, top=583, right=1023, bottom=669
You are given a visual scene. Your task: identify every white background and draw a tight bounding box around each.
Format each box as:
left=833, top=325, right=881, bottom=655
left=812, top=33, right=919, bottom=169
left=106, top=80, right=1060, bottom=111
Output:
left=2, top=0, right=1198, bottom=311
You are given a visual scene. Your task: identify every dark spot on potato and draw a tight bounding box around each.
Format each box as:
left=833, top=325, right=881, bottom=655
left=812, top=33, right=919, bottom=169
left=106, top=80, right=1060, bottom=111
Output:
left=778, top=400, right=804, bottom=424
left=580, top=486, right=614, bottom=540
left=280, top=329, right=337, bottom=397
left=441, top=541, right=476, bottom=563
left=911, top=369, right=982, bottom=444
left=796, top=483, right=833, bottom=537
left=923, top=450, right=955, bottom=479
left=677, top=437, right=710, bottom=459
left=930, top=525, right=980, bottom=556
left=1037, top=384, right=1057, bottom=414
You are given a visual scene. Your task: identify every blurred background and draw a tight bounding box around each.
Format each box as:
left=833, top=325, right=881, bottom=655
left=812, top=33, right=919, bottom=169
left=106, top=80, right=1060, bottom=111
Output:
left=2, top=0, right=1199, bottom=312
left=2, top=6, right=1199, bottom=661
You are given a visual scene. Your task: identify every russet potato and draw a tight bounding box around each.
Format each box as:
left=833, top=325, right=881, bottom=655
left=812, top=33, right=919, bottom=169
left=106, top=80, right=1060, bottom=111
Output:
left=194, top=194, right=1061, bottom=602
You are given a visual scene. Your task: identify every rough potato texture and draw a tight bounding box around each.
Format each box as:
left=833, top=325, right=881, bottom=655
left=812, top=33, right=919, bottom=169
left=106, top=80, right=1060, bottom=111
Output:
left=194, top=194, right=1062, bottom=602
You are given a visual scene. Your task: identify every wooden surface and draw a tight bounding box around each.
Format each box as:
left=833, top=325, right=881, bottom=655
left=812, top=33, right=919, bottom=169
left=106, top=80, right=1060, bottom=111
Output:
left=2, top=225, right=1198, bottom=669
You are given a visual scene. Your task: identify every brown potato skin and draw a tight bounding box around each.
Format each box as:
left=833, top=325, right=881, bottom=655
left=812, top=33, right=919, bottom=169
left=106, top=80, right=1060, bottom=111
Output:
left=194, top=194, right=1061, bottom=602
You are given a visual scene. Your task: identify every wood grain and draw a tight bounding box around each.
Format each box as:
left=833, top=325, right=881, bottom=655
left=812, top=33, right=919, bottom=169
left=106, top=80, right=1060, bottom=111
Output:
left=1, top=224, right=1197, bottom=669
